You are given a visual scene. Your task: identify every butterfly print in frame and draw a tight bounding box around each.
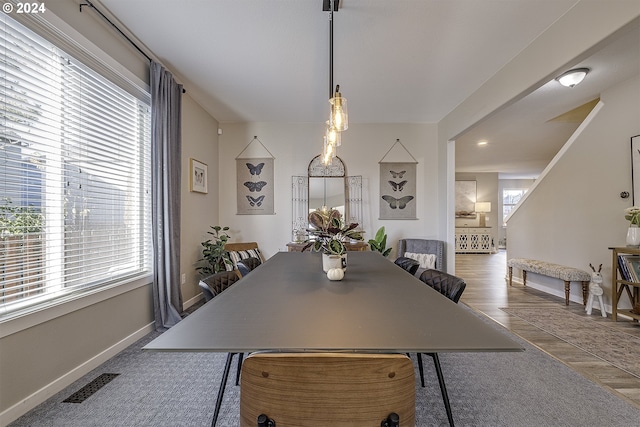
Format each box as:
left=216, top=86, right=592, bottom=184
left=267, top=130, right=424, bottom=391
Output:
left=381, top=195, right=414, bottom=209
left=389, top=170, right=406, bottom=179
left=243, top=181, right=267, bottom=192
left=246, top=162, right=265, bottom=176
left=388, top=180, right=407, bottom=192
left=246, top=195, right=265, bottom=207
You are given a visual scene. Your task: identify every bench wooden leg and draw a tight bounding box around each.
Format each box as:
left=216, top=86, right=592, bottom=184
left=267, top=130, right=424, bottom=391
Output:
left=522, top=270, right=527, bottom=287
left=581, top=281, right=589, bottom=305
left=508, top=267, right=513, bottom=286
left=564, top=281, right=570, bottom=305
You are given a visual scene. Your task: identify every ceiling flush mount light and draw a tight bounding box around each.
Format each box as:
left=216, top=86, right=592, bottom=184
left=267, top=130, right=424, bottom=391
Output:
left=477, top=140, right=488, bottom=146
left=555, top=68, right=590, bottom=88
left=322, top=0, right=347, bottom=165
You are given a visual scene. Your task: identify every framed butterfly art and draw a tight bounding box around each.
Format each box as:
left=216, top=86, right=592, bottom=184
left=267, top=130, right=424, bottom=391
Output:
left=236, top=157, right=275, bottom=214
left=190, top=158, right=208, bottom=193
left=379, top=162, right=417, bottom=220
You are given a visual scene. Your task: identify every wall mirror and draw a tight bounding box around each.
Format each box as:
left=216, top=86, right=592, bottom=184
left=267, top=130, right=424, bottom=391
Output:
left=292, top=156, right=363, bottom=242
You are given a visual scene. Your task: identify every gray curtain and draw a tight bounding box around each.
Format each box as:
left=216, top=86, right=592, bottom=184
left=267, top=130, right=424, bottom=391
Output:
left=151, top=61, right=183, bottom=328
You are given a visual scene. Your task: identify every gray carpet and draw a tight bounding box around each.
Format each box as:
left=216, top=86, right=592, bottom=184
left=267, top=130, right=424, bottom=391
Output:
left=501, top=306, right=640, bottom=378
left=9, top=308, right=640, bottom=427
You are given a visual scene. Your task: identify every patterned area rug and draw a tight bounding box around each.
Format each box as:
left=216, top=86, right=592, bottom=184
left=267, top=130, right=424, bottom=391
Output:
left=501, top=306, right=640, bottom=378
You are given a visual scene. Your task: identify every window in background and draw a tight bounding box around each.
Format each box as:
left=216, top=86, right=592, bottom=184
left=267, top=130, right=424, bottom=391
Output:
left=502, top=188, right=528, bottom=226
left=0, top=15, right=152, bottom=319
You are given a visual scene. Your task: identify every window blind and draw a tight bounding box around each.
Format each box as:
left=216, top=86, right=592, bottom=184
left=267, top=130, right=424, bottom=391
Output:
left=0, top=15, right=152, bottom=318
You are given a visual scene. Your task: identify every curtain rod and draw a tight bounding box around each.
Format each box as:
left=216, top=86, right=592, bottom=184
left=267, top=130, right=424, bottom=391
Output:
left=79, top=1, right=186, bottom=93
left=79, top=1, right=151, bottom=62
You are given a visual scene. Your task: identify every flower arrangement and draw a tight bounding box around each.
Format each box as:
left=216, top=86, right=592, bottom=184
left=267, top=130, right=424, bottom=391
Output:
left=303, top=208, right=363, bottom=255
left=625, top=207, right=640, bottom=226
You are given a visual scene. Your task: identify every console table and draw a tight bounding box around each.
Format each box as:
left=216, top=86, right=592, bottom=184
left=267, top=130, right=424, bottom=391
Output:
left=455, top=227, right=492, bottom=253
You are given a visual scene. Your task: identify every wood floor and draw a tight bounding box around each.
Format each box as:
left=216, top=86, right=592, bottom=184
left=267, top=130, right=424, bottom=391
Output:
left=456, top=251, right=640, bottom=409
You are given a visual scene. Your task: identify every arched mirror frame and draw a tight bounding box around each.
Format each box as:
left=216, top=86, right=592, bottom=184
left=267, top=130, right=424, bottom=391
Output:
left=291, top=156, right=363, bottom=242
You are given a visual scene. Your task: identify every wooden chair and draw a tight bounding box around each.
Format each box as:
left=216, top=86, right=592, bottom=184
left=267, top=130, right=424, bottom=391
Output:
left=240, top=352, right=415, bottom=427
left=224, top=242, right=265, bottom=260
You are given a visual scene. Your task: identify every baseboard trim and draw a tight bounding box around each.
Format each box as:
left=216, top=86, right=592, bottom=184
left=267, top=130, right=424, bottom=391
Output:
left=183, top=293, right=204, bottom=310
left=0, top=322, right=155, bottom=426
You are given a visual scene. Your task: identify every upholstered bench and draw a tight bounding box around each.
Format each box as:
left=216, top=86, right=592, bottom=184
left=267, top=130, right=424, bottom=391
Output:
left=507, top=258, right=591, bottom=306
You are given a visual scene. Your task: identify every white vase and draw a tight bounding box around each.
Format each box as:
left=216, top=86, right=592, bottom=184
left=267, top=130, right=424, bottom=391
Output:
left=627, top=225, right=640, bottom=246
left=322, top=253, right=347, bottom=272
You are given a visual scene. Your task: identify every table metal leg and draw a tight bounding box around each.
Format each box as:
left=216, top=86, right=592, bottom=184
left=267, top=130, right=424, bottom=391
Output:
left=212, top=353, right=234, bottom=427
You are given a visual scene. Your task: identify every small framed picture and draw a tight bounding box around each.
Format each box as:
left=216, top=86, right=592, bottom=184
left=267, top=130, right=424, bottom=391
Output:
left=190, top=158, right=208, bottom=193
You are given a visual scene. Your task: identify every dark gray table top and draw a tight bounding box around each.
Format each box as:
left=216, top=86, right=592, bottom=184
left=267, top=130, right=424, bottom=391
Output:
left=144, top=251, right=522, bottom=353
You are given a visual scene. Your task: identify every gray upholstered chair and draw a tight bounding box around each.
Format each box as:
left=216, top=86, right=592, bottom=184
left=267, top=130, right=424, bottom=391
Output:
left=397, top=238, right=446, bottom=276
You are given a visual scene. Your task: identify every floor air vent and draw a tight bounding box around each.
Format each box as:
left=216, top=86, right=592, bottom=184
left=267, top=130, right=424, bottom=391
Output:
left=63, top=373, right=119, bottom=403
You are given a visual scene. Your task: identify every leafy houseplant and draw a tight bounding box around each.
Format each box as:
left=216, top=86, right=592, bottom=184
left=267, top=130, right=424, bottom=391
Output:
left=197, top=225, right=233, bottom=275
left=368, top=226, right=392, bottom=257
left=303, top=208, right=363, bottom=255
left=625, top=206, right=640, bottom=226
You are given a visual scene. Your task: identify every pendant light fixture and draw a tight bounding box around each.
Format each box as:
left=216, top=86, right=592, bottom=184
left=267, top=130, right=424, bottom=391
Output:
left=322, top=0, right=347, bottom=165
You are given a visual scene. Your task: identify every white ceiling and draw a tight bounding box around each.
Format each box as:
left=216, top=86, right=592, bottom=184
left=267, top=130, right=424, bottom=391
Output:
left=98, top=0, right=639, bottom=179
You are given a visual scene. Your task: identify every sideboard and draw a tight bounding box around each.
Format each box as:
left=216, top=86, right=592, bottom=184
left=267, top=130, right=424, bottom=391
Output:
left=455, top=227, right=493, bottom=253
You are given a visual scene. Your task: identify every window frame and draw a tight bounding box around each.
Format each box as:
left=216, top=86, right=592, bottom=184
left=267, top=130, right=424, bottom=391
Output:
left=0, top=8, right=153, bottom=333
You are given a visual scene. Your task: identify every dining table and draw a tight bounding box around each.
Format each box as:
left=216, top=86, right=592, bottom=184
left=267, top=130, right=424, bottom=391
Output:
left=143, top=251, right=522, bottom=425
left=145, top=251, right=521, bottom=353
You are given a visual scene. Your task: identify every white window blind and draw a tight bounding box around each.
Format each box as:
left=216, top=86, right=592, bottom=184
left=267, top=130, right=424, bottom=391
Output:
left=0, top=15, right=152, bottom=318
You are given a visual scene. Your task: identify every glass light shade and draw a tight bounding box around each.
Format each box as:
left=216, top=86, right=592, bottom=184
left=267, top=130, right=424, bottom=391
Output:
left=322, top=137, right=337, bottom=165
left=555, top=68, right=589, bottom=88
left=325, top=122, right=341, bottom=146
left=329, top=87, right=348, bottom=131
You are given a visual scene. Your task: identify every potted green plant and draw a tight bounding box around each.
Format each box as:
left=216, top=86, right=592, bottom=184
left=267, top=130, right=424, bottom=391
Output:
left=303, top=208, right=363, bottom=272
left=368, top=226, right=392, bottom=257
left=197, top=225, right=233, bottom=275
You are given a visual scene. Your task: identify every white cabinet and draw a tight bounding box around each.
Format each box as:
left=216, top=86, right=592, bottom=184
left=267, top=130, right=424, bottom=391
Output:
left=455, top=227, right=493, bottom=253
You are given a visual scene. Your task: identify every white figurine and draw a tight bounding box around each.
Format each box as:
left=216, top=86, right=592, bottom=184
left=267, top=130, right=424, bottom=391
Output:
left=586, top=263, right=606, bottom=317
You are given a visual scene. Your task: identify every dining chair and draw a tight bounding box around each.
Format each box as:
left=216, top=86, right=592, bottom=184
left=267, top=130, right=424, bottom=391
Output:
left=416, top=269, right=467, bottom=427
left=224, top=242, right=265, bottom=271
left=236, top=256, right=261, bottom=278
left=394, top=256, right=420, bottom=276
left=397, top=239, right=446, bottom=276
left=198, top=270, right=241, bottom=302
left=200, top=269, right=244, bottom=427
left=240, top=352, right=415, bottom=427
